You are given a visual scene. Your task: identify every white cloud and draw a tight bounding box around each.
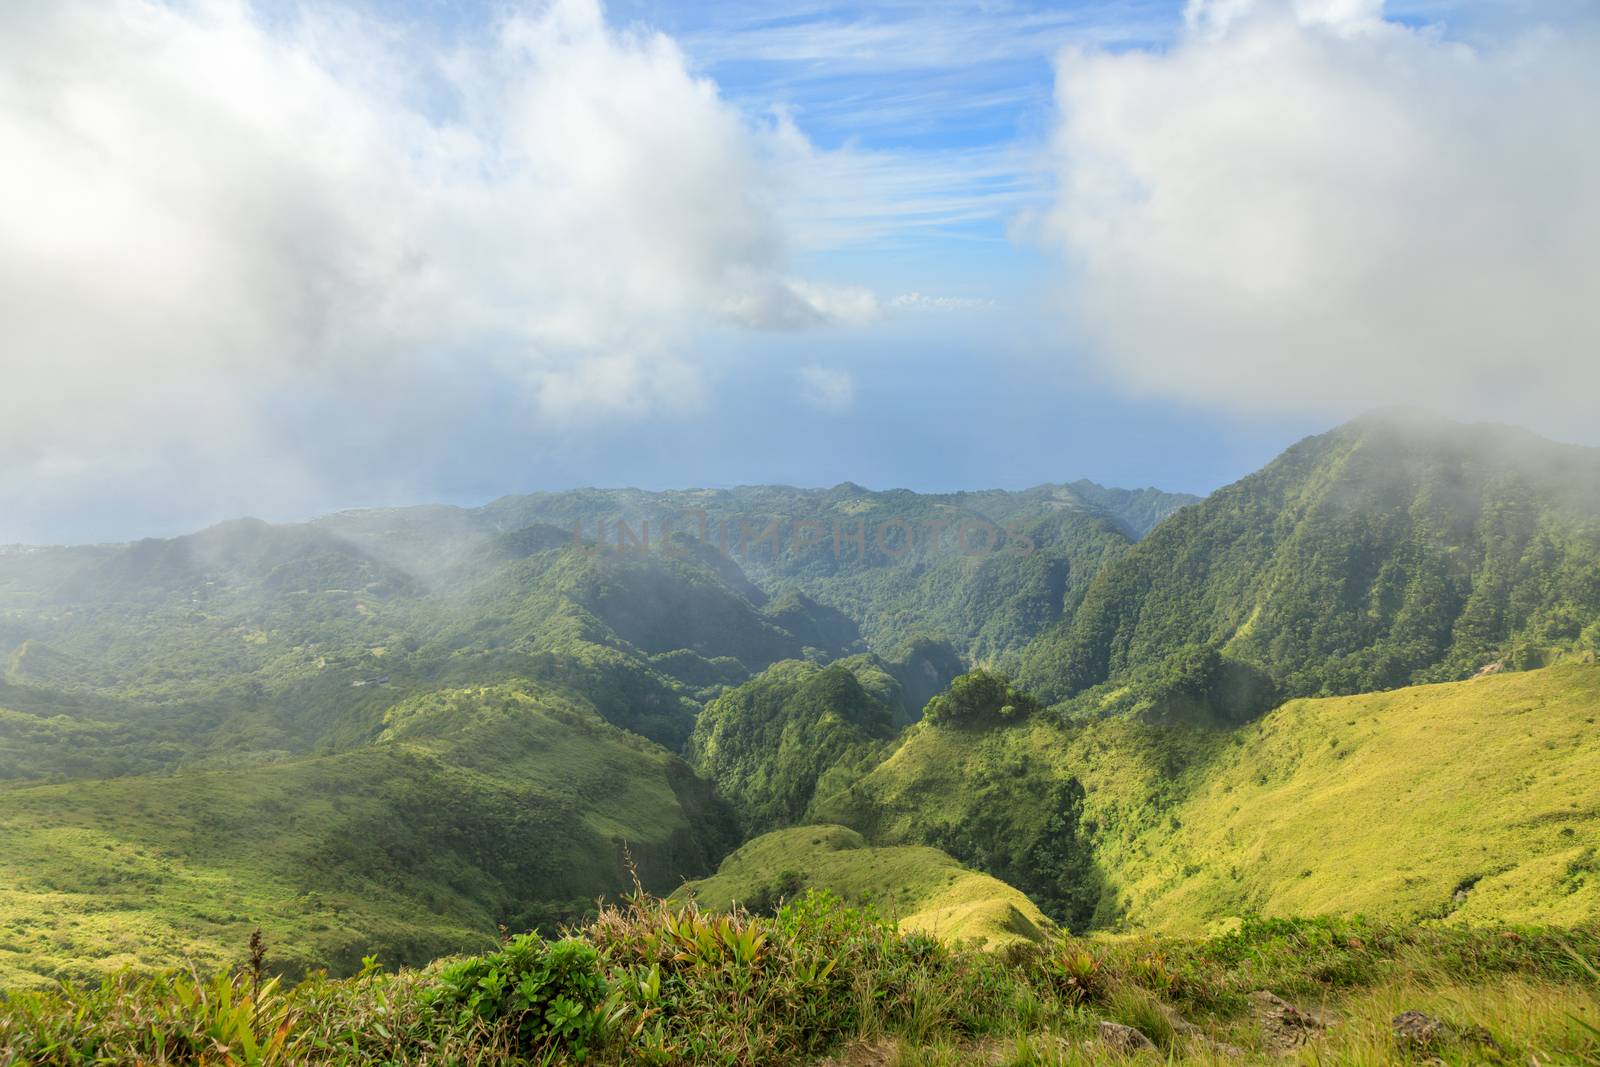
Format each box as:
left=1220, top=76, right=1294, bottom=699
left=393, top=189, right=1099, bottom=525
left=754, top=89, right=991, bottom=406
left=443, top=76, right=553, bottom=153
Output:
left=1044, top=0, right=1600, bottom=423
left=795, top=366, right=855, bottom=414
left=891, top=292, right=997, bottom=313
left=718, top=275, right=882, bottom=330
left=0, top=0, right=865, bottom=533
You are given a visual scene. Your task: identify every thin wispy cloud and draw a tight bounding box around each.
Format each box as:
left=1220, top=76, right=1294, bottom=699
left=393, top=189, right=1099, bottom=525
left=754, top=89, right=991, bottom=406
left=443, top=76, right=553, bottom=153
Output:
left=796, top=365, right=856, bottom=413
left=891, top=293, right=997, bottom=313
left=646, top=1, right=1181, bottom=249
left=770, top=123, right=1050, bottom=249
left=673, top=2, right=1175, bottom=73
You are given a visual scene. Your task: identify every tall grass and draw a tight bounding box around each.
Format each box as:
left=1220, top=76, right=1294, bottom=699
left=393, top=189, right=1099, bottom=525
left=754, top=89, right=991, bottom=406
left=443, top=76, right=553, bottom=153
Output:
left=2, top=899, right=1598, bottom=1066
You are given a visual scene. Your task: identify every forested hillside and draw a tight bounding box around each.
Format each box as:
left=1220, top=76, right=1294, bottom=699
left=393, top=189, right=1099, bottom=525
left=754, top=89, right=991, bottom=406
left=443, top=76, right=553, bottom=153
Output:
left=1020, top=411, right=1600, bottom=716
left=0, top=519, right=858, bottom=765
left=0, top=520, right=844, bottom=984
left=0, top=475, right=1173, bottom=983
left=688, top=659, right=904, bottom=836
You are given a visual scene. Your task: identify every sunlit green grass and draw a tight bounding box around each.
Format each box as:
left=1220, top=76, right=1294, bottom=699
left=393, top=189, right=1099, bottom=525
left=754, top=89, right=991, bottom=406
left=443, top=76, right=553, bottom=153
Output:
left=676, top=824, right=1056, bottom=949
left=1115, top=663, right=1600, bottom=929
left=819, top=664, right=1600, bottom=933
left=6, top=891, right=1598, bottom=1066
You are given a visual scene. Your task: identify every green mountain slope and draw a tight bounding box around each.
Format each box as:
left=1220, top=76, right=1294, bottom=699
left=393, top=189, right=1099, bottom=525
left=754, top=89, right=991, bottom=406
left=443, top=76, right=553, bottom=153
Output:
left=1020, top=411, right=1600, bottom=712
left=688, top=660, right=901, bottom=835
left=673, top=824, right=1055, bottom=950
left=9, top=412, right=1600, bottom=1006
left=1111, top=663, right=1600, bottom=930
left=819, top=664, right=1600, bottom=933
left=813, top=678, right=1115, bottom=933
left=0, top=683, right=737, bottom=989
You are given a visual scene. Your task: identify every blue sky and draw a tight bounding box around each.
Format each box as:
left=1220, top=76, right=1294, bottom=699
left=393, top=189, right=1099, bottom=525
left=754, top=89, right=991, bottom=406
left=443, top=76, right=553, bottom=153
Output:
left=2, top=0, right=1596, bottom=542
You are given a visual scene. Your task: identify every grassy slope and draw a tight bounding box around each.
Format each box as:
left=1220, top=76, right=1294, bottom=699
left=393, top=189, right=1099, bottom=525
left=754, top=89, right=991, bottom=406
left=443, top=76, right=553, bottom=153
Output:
left=1119, top=663, right=1600, bottom=930
left=819, top=664, right=1600, bottom=933
left=674, top=825, right=1055, bottom=950
left=0, top=684, right=737, bottom=990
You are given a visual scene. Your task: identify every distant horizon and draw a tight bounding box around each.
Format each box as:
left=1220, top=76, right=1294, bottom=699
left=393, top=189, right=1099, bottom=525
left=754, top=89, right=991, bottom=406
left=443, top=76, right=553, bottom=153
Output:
left=15, top=406, right=1600, bottom=549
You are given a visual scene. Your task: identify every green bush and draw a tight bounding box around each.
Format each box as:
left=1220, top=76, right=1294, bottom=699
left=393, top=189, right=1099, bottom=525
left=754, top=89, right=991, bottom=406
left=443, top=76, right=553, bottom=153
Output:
left=426, top=933, right=607, bottom=1061
left=921, top=670, right=1041, bottom=728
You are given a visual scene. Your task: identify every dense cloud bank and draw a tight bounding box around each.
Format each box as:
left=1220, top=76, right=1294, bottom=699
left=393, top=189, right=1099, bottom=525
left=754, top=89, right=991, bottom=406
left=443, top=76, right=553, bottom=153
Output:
left=1045, top=0, right=1600, bottom=424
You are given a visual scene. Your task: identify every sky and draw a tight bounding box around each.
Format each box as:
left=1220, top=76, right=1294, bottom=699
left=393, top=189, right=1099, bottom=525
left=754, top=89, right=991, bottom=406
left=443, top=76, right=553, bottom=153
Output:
left=2, top=0, right=1597, bottom=544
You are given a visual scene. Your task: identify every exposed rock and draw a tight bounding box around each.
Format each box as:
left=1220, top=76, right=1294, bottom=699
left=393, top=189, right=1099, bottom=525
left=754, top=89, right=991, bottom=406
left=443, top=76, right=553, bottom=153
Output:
left=1392, top=1011, right=1502, bottom=1055
left=1189, top=1036, right=1246, bottom=1058
left=1098, top=1021, right=1158, bottom=1053
left=1161, top=1006, right=1200, bottom=1036
left=1392, top=1010, right=1445, bottom=1051
left=1250, top=990, right=1334, bottom=1054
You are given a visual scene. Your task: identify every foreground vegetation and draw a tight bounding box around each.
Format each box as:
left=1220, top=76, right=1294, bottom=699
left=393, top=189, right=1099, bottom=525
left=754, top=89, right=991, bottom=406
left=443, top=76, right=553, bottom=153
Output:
left=3, top=890, right=1599, bottom=1066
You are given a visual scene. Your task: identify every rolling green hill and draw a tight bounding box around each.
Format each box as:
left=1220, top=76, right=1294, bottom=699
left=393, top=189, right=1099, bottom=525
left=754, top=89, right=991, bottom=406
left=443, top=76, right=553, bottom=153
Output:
left=0, top=682, right=737, bottom=989
left=0, top=519, right=861, bottom=765
left=673, top=824, right=1056, bottom=950
left=818, top=664, right=1600, bottom=933
left=1020, top=411, right=1600, bottom=715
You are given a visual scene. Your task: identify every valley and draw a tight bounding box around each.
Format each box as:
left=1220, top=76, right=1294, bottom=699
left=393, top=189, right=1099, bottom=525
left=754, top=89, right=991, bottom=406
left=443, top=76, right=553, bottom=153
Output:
left=3, top=412, right=1599, bottom=1063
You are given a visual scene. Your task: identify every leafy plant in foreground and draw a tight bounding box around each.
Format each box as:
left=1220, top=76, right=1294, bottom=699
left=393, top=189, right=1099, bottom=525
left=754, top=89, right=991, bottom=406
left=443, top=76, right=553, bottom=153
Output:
left=425, top=933, right=607, bottom=1062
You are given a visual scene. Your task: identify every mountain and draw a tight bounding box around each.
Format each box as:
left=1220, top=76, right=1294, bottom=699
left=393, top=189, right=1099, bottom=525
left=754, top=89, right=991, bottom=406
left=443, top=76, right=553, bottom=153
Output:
left=318, top=481, right=1197, bottom=665
left=1019, top=411, right=1600, bottom=716
left=1104, top=663, right=1600, bottom=930
left=812, top=670, right=1109, bottom=932
left=0, top=520, right=845, bottom=985
left=7, top=415, right=1600, bottom=996
left=0, top=476, right=1150, bottom=983
left=0, top=518, right=866, bottom=762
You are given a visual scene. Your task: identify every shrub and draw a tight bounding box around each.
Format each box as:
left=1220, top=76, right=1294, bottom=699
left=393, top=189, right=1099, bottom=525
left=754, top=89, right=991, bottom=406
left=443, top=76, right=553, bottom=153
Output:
left=921, top=671, right=1041, bottom=728
left=7, top=897, right=1600, bottom=1066
left=425, top=933, right=607, bottom=1061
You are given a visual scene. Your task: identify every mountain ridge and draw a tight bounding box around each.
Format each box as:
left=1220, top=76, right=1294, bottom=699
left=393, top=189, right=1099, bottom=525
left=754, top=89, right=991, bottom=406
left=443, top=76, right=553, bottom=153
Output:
left=1019, top=410, right=1600, bottom=713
